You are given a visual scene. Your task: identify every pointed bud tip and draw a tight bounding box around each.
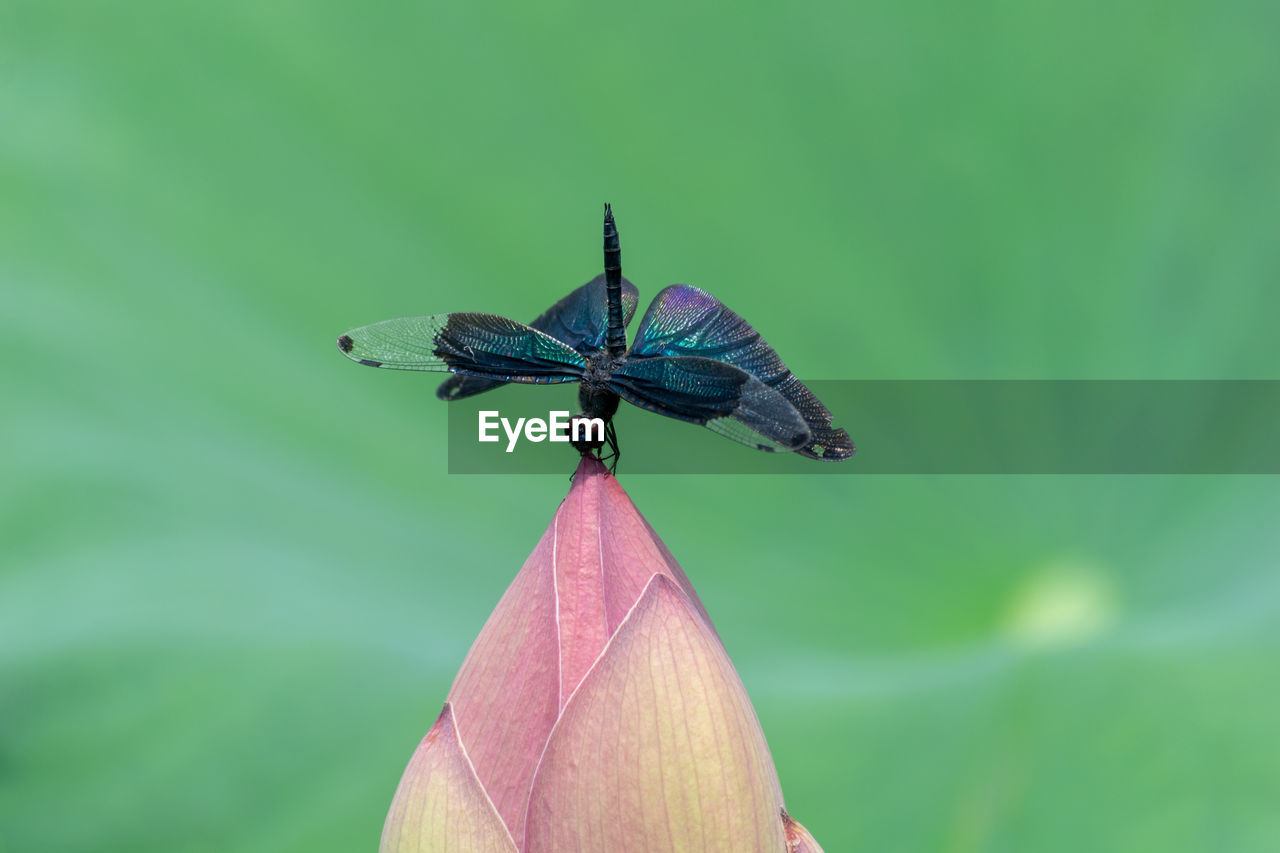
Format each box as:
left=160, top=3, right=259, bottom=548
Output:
left=572, top=455, right=610, bottom=482
left=783, top=809, right=825, bottom=852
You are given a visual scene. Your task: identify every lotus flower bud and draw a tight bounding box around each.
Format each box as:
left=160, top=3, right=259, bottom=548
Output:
left=381, top=458, right=823, bottom=852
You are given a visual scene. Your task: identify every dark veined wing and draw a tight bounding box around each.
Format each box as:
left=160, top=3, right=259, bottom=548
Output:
left=337, top=313, right=586, bottom=384
left=437, top=274, right=639, bottom=401
left=609, top=356, right=810, bottom=452
left=628, top=285, right=854, bottom=460
left=529, top=273, right=640, bottom=352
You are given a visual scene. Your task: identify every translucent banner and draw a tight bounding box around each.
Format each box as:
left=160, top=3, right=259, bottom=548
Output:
left=445, top=381, right=1280, bottom=474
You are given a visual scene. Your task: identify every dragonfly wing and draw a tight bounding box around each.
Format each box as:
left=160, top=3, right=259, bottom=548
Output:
left=435, top=372, right=511, bottom=401
left=529, top=273, right=640, bottom=351
left=609, top=356, right=810, bottom=452
left=629, top=285, right=853, bottom=460
left=436, top=274, right=639, bottom=400
left=338, top=313, right=586, bottom=384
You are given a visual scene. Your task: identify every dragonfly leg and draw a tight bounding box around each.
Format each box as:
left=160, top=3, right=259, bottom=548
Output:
left=602, top=420, right=620, bottom=474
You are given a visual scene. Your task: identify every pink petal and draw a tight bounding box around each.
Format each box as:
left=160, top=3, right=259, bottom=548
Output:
left=380, top=703, right=518, bottom=853
left=446, top=458, right=711, bottom=842
left=524, top=574, right=787, bottom=852
left=782, top=811, right=826, bottom=852
left=445, top=522, right=561, bottom=842
left=553, top=458, right=715, bottom=699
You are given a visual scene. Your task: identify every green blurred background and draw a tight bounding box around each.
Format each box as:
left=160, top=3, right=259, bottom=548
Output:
left=3, top=0, right=1278, bottom=850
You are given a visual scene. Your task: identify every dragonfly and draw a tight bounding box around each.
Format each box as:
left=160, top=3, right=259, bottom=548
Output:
left=336, top=205, right=854, bottom=470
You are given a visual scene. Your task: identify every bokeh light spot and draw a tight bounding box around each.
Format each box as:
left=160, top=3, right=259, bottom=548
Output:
left=1004, top=561, right=1118, bottom=648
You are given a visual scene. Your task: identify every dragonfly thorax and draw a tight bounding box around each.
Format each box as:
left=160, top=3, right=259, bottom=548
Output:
left=579, top=354, right=621, bottom=421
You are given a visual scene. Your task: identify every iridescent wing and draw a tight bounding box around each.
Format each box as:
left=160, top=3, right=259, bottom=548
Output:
left=437, top=274, right=639, bottom=400
left=337, top=313, right=586, bottom=384
left=628, top=285, right=854, bottom=460
left=609, top=356, right=810, bottom=452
